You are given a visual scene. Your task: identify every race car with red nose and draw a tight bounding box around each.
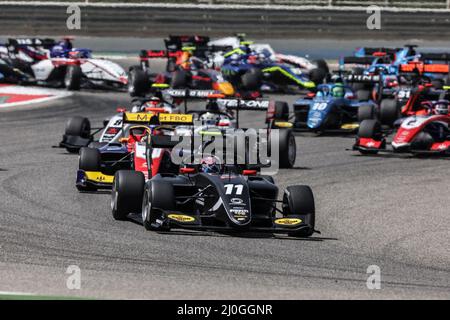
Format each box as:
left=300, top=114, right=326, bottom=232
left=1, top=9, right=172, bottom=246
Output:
left=354, top=100, right=450, bottom=156
left=372, top=82, right=450, bottom=127
left=59, top=86, right=182, bottom=153
left=111, top=135, right=318, bottom=238
left=75, top=111, right=192, bottom=191
left=127, top=35, right=236, bottom=97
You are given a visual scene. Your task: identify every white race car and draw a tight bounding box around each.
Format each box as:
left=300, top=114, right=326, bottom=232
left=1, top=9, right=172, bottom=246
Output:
left=0, top=38, right=127, bottom=90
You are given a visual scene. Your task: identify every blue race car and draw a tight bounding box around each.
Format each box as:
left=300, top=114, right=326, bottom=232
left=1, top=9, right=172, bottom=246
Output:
left=220, top=43, right=327, bottom=93
left=289, top=81, right=377, bottom=133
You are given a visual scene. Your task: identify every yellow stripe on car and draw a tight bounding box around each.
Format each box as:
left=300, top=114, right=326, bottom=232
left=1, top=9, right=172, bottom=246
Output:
left=274, top=218, right=302, bottom=226
left=84, top=171, right=114, bottom=184
left=168, top=214, right=196, bottom=223
left=262, top=66, right=316, bottom=89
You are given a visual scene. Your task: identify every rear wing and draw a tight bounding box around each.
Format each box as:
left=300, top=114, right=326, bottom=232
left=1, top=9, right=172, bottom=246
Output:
left=217, top=98, right=270, bottom=111
left=123, top=112, right=194, bottom=126
left=163, top=89, right=219, bottom=99
left=344, top=74, right=382, bottom=83
left=399, top=62, right=449, bottom=74
left=164, top=35, right=210, bottom=51
left=359, top=47, right=400, bottom=55
left=342, top=56, right=376, bottom=65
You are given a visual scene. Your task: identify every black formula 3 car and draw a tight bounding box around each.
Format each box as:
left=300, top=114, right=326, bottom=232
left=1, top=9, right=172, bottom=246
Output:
left=111, top=135, right=317, bottom=237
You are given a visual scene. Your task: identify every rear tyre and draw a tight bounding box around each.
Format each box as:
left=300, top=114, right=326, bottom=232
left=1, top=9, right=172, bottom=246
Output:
left=356, top=89, right=371, bottom=101
left=351, top=67, right=365, bottom=91
left=278, top=129, right=296, bottom=169
left=128, top=67, right=150, bottom=97
left=309, top=68, right=327, bottom=85
left=379, top=98, right=400, bottom=126
left=64, top=116, right=91, bottom=153
left=283, top=185, right=315, bottom=237
left=241, top=68, right=262, bottom=90
left=65, top=116, right=91, bottom=138
left=171, top=70, right=188, bottom=89
left=64, top=65, right=82, bottom=90
left=314, top=59, right=329, bottom=75
left=142, top=180, right=175, bottom=230
left=358, top=104, right=376, bottom=122
left=274, top=101, right=289, bottom=121
left=111, top=171, right=145, bottom=221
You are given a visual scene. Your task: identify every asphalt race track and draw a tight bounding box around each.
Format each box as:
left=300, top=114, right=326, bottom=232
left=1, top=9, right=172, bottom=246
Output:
left=0, top=56, right=449, bottom=299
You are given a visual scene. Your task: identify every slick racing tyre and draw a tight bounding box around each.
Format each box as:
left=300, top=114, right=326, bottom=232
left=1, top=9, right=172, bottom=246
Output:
left=171, top=70, right=189, bottom=89
left=278, top=129, right=296, bottom=169
left=79, top=147, right=100, bottom=171
left=274, top=101, right=290, bottom=121
left=411, top=132, right=434, bottom=152
left=358, top=104, right=376, bottom=122
left=64, top=116, right=91, bottom=153
left=314, top=59, right=330, bottom=75
left=356, top=89, right=371, bottom=102
left=77, top=147, right=101, bottom=192
left=241, top=68, right=262, bottom=90
left=283, top=185, right=315, bottom=237
left=357, top=119, right=382, bottom=155
left=142, top=180, right=175, bottom=231
left=309, top=68, right=327, bottom=85
left=64, top=65, right=82, bottom=90
left=379, top=99, right=400, bottom=126
left=358, top=119, right=382, bottom=139
left=350, top=67, right=366, bottom=91
left=111, top=170, right=145, bottom=220
left=128, top=67, right=150, bottom=97
left=65, top=116, right=91, bottom=138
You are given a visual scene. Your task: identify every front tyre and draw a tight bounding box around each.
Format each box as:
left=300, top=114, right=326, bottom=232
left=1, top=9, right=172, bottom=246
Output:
left=111, top=170, right=145, bottom=221
left=64, top=65, right=82, bottom=90
left=283, top=185, right=315, bottom=237
left=128, top=67, right=150, bottom=97
left=278, top=129, right=296, bottom=169
left=142, top=180, right=175, bottom=230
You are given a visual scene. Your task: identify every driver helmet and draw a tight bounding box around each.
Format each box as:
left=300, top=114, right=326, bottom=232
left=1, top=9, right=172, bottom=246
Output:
left=331, top=84, right=345, bottom=98
left=434, top=100, right=449, bottom=115
left=200, top=155, right=221, bottom=174
left=199, top=112, right=220, bottom=125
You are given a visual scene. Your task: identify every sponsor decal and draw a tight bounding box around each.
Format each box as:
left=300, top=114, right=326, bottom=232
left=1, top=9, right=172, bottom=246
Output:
left=165, top=89, right=216, bottom=98
left=168, top=214, right=196, bottom=223
left=218, top=99, right=270, bottom=109
left=159, top=113, right=193, bottom=123
left=84, top=171, right=114, bottom=184
left=274, top=121, right=293, bottom=128
left=230, top=198, right=244, bottom=205
left=124, top=112, right=155, bottom=123
left=274, top=218, right=302, bottom=226
left=341, top=123, right=359, bottom=130
left=230, top=208, right=249, bottom=216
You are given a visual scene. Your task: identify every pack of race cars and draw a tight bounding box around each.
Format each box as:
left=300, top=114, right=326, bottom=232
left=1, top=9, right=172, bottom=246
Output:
left=49, top=35, right=450, bottom=238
